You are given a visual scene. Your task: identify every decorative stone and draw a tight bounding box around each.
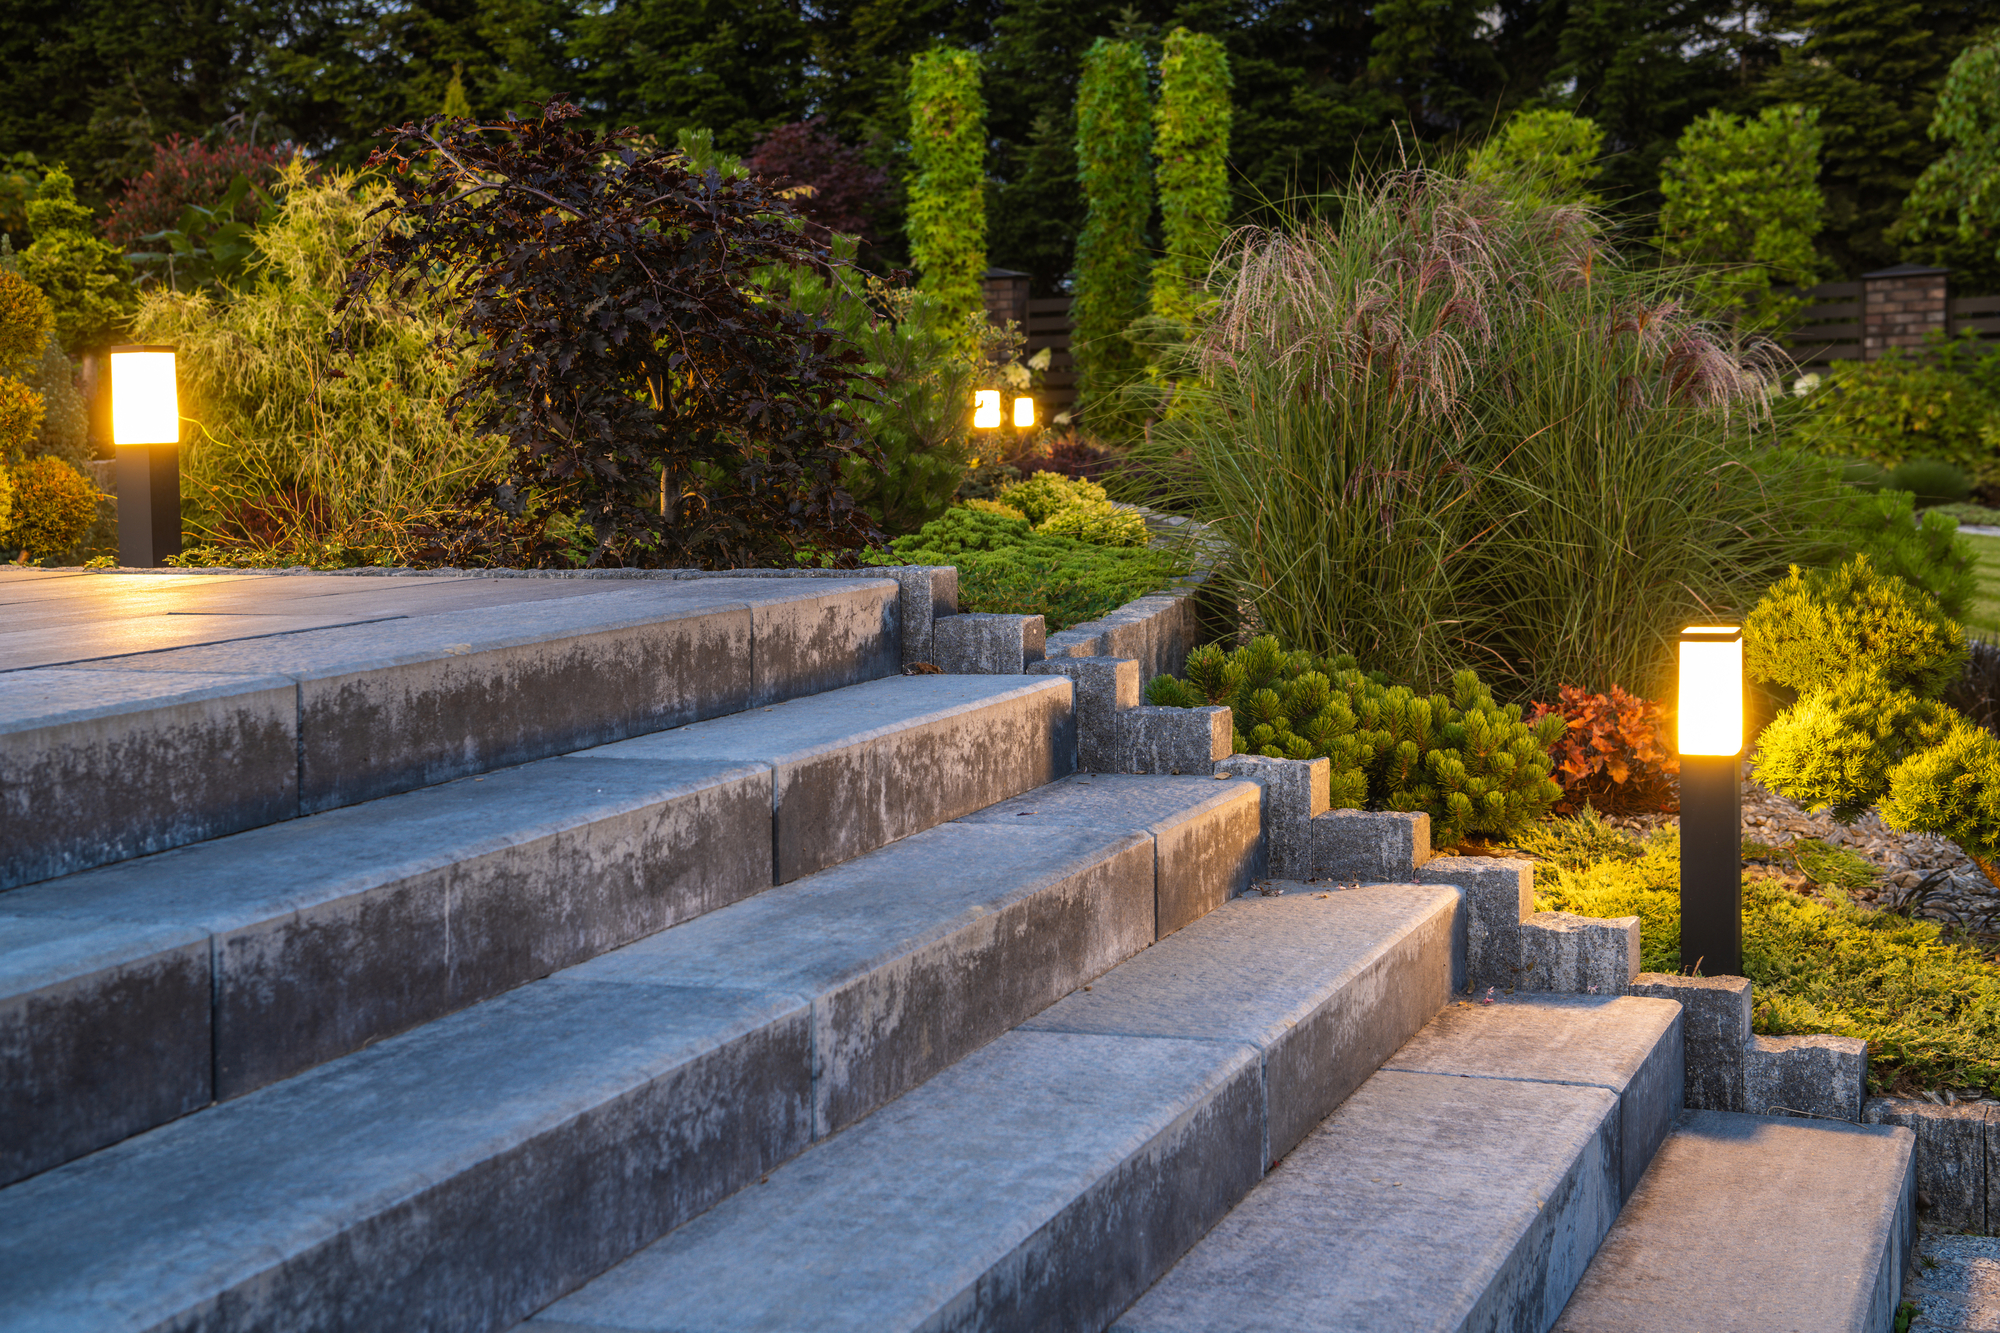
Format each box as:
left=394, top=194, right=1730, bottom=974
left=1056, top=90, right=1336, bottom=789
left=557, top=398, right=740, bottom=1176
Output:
left=1113, top=705, right=1231, bottom=775
left=1517, top=911, right=1639, bottom=996
left=1863, top=1096, right=1989, bottom=1232
left=1311, top=809, right=1430, bottom=884
left=1630, top=972, right=1751, bottom=1112
left=1743, top=1033, right=1868, bottom=1122
left=1212, top=754, right=1329, bottom=880
left=1027, top=656, right=1138, bottom=773
left=932, top=613, right=1046, bottom=674
left=1417, top=856, right=1531, bottom=993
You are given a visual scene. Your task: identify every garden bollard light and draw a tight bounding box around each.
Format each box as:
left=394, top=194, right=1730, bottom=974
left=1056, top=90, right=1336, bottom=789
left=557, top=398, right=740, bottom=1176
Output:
left=973, top=389, right=1002, bottom=430
left=1012, top=395, right=1034, bottom=429
left=1678, top=624, right=1744, bottom=977
left=109, top=345, right=182, bottom=568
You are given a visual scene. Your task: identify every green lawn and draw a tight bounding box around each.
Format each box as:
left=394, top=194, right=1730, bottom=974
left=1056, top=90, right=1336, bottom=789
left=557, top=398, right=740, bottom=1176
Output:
left=1962, top=530, right=2000, bottom=639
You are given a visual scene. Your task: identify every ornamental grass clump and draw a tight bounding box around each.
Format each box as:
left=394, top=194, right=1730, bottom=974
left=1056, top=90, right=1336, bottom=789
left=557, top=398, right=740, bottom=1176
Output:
left=1140, top=168, right=1834, bottom=699
left=1144, top=636, right=1563, bottom=845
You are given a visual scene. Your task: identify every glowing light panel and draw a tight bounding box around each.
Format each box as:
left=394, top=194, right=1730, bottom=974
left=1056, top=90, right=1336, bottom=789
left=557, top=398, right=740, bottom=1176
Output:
left=1013, top=396, right=1035, bottom=428
left=1678, top=626, right=1743, bottom=756
left=110, top=348, right=180, bottom=446
left=973, top=389, right=1001, bottom=429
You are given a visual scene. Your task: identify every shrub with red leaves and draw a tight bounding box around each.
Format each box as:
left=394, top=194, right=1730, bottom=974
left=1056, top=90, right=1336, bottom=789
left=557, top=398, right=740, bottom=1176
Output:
left=743, top=119, right=887, bottom=243
left=1527, top=685, right=1681, bottom=814
left=103, top=136, right=291, bottom=250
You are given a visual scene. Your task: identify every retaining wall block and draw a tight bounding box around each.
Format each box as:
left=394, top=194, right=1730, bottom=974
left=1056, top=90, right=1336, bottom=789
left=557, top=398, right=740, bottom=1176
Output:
left=1518, top=910, right=1639, bottom=996
left=1310, top=810, right=1430, bottom=884
left=1863, top=1097, right=1990, bottom=1233
left=1211, top=754, right=1329, bottom=880
left=1418, top=856, right=1531, bottom=994
left=1629, top=973, right=1751, bottom=1113
left=1028, top=657, right=1138, bottom=773
left=1744, top=1033, right=1868, bottom=1123
left=933, top=614, right=1045, bottom=675
left=1112, top=706, right=1231, bottom=775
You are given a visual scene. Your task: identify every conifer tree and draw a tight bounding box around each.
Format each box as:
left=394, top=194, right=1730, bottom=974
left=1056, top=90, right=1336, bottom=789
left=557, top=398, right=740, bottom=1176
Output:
left=1072, top=37, right=1151, bottom=418
left=905, top=47, right=987, bottom=327
left=1150, top=28, right=1232, bottom=328
left=19, top=166, right=134, bottom=354
left=1895, top=38, right=2000, bottom=288
left=441, top=64, right=473, bottom=120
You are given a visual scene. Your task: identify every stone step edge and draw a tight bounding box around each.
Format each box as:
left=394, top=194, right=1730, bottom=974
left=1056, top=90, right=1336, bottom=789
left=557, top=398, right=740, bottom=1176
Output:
left=0, top=675, right=1086, bottom=1186
left=0, top=816, right=1187, bottom=1333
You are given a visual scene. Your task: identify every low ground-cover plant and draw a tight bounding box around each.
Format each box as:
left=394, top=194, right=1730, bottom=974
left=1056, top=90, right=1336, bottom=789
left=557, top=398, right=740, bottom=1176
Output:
left=1524, top=812, right=2000, bottom=1097
left=1143, top=636, right=1564, bottom=845
left=1527, top=685, right=1679, bottom=815
left=870, top=504, right=1183, bottom=631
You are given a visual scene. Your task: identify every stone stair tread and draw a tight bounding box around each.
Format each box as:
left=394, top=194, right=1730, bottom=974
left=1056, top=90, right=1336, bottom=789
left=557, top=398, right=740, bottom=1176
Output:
left=526, top=1029, right=1264, bottom=1333
left=0, top=673, right=1078, bottom=1184
left=520, top=887, right=1461, bottom=1333
left=0, top=810, right=1187, bottom=1332
left=4, top=575, right=903, bottom=891
left=1551, top=1110, right=1916, bottom=1333
left=1115, top=993, right=1687, bottom=1333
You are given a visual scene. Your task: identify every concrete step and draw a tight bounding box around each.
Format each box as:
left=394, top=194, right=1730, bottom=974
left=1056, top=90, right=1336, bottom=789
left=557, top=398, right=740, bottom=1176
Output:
left=0, top=779, right=1261, bottom=1332
left=1114, top=992, right=1685, bottom=1333
left=2, top=575, right=904, bottom=891
left=521, top=883, right=1463, bottom=1333
left=0, top=674, right=1073, bottom=1186
left=1553, top=1110, right=1917, bottom=1333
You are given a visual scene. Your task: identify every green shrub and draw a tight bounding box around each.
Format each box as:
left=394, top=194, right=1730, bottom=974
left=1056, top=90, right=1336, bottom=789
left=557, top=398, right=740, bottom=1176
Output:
left=1744, top=556, right=1968, bottom=697
left=905, top=48, right=987, bottom=325
left=1878, top=719, right=2000, bottom=866
left=1823, top=486, right=1978, bottom=619
left=1930, top=501, right=2000, bottom=528
left=1794, top=354, right=1997, bottom=482
left=873, top=505, right=1183, bottom=632
left=1751, top=669, right=1955, bottom=821
left=1530, top=820, right=2000, bottom=1096
left=18, top=166, right=135, bottom=355
left=1886, top=458, right=1973, bottom=507
left=1143, top=636, right=1564, bottom=845
left=995, top=470, right=1148, bottom=547
left=3, top=455, right=100, bottom=557
left=1150, top=28, right=1232, bottom=328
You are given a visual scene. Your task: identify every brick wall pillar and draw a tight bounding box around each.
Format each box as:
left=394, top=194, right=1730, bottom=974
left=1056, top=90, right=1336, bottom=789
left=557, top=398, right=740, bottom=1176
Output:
left=1861, top=263, right=1950, bottom=359
left=982, top=267, right=1031, bottom=330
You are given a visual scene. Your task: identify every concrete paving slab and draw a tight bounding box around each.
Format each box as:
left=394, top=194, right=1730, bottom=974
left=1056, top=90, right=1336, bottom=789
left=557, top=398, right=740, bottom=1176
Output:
left=0, top=667, right=298, bottom=890
left=1381, top=993, right=1685, bottom=1200
left=557, top=820, right=1155, bottom=1135
left=0, top=978, right=814, bottom=1333
left=528, top=1028, right=1264, bottom=1333
left=1552, top=1111, right=1916, bottom=1333
left=958, top=773, right=1260, bottom=935
left=576, top=674, right=1073, bottom=881
left=0, top=915, right=211, bottom=1186
left=1115, top=1069, right=1622, bottom=1333
left=1022, top=885, right=1461, bottom=1161
left=2, top=755, right=771, bottom=1108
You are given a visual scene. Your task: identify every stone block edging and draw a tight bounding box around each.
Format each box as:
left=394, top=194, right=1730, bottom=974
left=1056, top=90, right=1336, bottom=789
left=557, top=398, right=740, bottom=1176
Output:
left=1862, top=1097, right=1997, bottom=1235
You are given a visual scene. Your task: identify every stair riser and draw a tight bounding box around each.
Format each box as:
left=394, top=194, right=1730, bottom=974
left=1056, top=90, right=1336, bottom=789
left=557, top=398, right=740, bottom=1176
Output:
left=960, top=1064, right=1265, bottom=1333
left=762, top=693, right=1075, bottom=883
left=1262, top=899, right=1460, bottom=1163
left=0, top=925, right=210, bottom=1188
left=813, top=840, right=1155, bottom=1134
left=1150, top=798, right=1261, bottom=937
left=1, top=581, right=901, bottom=892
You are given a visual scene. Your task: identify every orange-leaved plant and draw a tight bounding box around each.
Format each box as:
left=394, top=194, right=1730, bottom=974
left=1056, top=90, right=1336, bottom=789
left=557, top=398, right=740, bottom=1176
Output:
left=1527, top=685, right=1680, bottom=815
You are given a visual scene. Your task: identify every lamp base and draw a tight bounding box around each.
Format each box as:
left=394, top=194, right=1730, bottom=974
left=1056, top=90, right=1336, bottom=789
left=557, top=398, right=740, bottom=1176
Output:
left=116, top=444, right=181, bottom=568
left=1679, top=753, right=1743, bottom=977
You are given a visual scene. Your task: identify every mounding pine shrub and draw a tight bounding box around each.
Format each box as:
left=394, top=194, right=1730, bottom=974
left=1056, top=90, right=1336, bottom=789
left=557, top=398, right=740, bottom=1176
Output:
left=1744, top=555, right=1968, bottom=697
left=1144, top=636, right=1564, bottom=845
left=993, top=470, right=1148, bottom=547
left=4, top=455, right=101, bottom=558
left=1820, top=484, right=1977, bottom=619
left=1139, top=168, right=1828, bottom=701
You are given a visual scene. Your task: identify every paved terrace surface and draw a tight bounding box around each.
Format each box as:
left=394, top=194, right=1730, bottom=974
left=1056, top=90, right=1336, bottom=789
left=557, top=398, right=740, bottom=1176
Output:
left=0, top=569, right=654, bottom=672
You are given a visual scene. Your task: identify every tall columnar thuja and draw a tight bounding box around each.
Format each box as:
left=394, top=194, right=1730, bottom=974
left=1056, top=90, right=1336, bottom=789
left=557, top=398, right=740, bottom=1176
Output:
left=905, top=48, right=988, bottom=327
left=1072, top=37, right=1152, bottom=414
left=1150, top=28, right=1231, bottom=328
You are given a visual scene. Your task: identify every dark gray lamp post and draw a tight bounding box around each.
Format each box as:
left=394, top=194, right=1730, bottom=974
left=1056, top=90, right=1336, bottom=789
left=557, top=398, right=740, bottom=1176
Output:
left=110, top=344, right=182, bottom=568
left=1678, top=624, right=1744, bottom=977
